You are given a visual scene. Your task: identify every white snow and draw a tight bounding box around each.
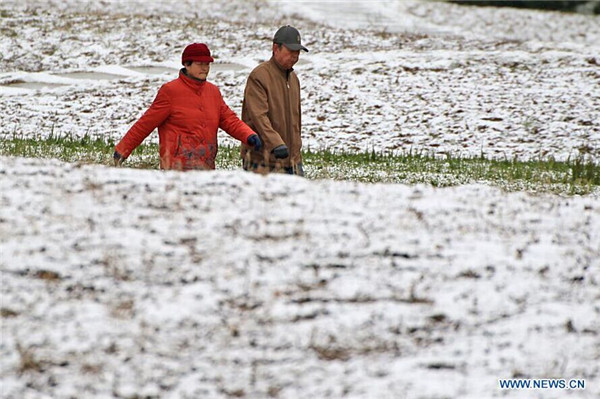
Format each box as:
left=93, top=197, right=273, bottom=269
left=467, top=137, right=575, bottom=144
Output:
left=1, top=1, right=600, bottom=398
left=1, top=0, right=599, bottom=160
left=1, top=156, right=599, bottom=398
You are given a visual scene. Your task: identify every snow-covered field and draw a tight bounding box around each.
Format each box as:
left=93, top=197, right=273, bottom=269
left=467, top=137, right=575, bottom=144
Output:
left=1, top=1, right=600, bottom=398
left=1, top=0, right=599, bottom=160
left=1, top=156, right=599, bottom=398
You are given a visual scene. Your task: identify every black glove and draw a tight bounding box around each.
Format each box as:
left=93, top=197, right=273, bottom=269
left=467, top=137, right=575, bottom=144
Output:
left=113, top=151, right=125, bottom=166
left=247, top=134, right=262, bottom=152
left=272, top=145, right=289, bottom=159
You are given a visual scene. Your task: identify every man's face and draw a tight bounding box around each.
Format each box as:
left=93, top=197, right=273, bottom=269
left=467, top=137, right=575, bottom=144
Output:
left=273, top=44, right=300, bottom=70
left=186, top=61, right=210, bottom=80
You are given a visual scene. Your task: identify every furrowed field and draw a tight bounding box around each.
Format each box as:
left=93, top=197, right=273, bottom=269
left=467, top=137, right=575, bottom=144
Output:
left=1, top=1, right=599, bottom=398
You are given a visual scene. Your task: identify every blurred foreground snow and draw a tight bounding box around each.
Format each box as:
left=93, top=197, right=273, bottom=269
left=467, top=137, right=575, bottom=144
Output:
left=1, top=156, right=599, bottom=398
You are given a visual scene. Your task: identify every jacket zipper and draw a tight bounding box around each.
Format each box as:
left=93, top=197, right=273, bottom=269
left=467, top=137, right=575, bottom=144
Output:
left=285, top=75, right=292, bottom=160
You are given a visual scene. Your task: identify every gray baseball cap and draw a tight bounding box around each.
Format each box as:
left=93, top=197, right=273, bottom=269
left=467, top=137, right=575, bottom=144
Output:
left=273, top=25, right=309, bottom=52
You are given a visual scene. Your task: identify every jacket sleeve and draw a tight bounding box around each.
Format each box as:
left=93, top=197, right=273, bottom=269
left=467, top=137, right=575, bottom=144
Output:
left=115, top=86, right=171, bottom=158
left=243, top=72, right=285, bottom=150
left=217, top=89, right=256, bottom=144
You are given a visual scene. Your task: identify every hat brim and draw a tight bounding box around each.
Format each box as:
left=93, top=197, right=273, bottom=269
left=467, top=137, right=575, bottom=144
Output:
left=183, top=55, right=215, bottom=63
left=283, top=43, right=309, bottom=52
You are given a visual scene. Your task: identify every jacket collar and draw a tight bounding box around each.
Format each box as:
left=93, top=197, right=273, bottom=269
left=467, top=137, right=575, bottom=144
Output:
left=269, top=57, right=294, bottom=77
left=179, top=68, right=206, bottom=90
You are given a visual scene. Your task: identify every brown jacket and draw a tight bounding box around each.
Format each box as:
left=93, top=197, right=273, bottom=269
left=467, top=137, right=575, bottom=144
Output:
left=241, top=57, right=302, bottom=167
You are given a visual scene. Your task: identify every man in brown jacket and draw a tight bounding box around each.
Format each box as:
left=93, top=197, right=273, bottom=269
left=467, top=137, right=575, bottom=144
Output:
left=240, top=25, right=308, bottom=176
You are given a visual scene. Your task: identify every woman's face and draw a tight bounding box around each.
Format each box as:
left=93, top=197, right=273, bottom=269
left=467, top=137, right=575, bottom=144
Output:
left=186, top=61, right=210, bottom=81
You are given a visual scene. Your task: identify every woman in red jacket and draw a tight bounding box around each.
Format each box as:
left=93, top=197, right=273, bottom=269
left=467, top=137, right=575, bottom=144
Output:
left=114, top=43, right=262, bottom=170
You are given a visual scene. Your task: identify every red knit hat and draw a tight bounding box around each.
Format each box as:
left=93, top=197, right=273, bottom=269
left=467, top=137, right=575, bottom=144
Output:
left=181, top=43, right=214, bottom=64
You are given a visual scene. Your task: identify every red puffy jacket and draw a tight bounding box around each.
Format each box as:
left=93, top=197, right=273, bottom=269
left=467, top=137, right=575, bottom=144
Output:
left=115, top=70, right=255, bottom=170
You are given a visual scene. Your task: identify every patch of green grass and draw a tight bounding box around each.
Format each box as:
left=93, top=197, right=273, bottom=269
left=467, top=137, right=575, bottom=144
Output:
left=303, top=148, right=599, bottom=195
left=1, top=132, right=159, bottom=169
left=1, top=133, right=598, bottom=195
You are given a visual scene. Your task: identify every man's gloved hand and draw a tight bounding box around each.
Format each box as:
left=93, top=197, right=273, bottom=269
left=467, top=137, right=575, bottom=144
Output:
left=247, top=134, right=262, bottom=152
left=113, top=151, right=125, bottom=166
left=272, top=144, right=289, bottom=159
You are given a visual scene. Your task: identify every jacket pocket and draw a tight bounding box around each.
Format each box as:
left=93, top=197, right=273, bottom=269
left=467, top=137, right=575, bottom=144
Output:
left=174, top=133, right=214, bottom=170
left=173, top=134, right=182, bottom=157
